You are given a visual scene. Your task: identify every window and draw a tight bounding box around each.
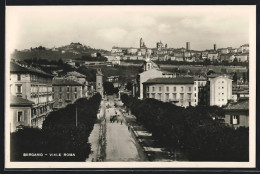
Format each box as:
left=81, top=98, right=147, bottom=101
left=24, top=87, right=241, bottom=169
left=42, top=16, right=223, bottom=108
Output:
left=52, top=87, right=54, bottom=92
left=188, top=87, right=191, bottom=92
left=194, top=87, right=196, bottom=91
left=75, top=87, right=77, bottom=92
left=152, top=87, right=155, bottom=92
left=147, top=87, right=149, bottom=92
left=16, top=85, right=22, bottom=94
left=17, top=74, right=21, bottom=81
left=165, top=93, right=169, bottom=100
left=173, top=87, right=176, bottom=92
left=67, top=86, right=70, bottom=92
left=231, top=115, right=239, bottom=125
left=59, top=94, right=62, bottom=99
left=147, top=94, right=150, bottom=98
left=195, top=93, right=196, bottom=97
left=59, top=87, right=62, bottom=92
left=75, top=93, right=77, bottom=99
left=67, top=93, right=70, bottom=100
left=166, top=86, right=169, bottom=92
left=172, top=93, right=176, bottom=100
left=159, top=87, right=162, bottom=91
left=222, top=87, right=224, bottom=89
left=188, top=93, right=191, bottom=100
left=158, top=93, right=162, bottom=100
left=180, top=93, right=184, bottom=100
left=181, top=87, right=184, bottom=92
left=17, top=111, right=23, bottom=122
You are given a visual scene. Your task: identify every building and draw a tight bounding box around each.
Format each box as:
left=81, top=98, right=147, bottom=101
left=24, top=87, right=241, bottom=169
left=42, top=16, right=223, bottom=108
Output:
left=96, top=68, right=104, bottom=97
left=224, top=99, right=249, bottom=128
left=10, top=61, right=54, bottom=129
left=66, top=71, right=87, bottom=85
left=207, top=51, right=219, bottom=61
left=143, top=77, right=195, bottom=107
left=207, top=75, right=232, bottom=107
left=238, top=44, right=249, bottom=53
left=235, top=53, right=249, bottom=62
left=10, top=96, right=34, bottom=132
left=52, top=79, right=83, bottom=109
left=194, top=76, right=207, bottom=106
left=220, top=53, right=235, bottom=62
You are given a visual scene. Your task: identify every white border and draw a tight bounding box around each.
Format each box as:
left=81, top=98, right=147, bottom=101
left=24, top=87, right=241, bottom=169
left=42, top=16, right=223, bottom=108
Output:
left=5, top=5, right=256, bottom=169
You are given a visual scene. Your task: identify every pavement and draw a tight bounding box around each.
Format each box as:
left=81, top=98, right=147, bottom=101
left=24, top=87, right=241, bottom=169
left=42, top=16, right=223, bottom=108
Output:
left=104, top=101, right=146, bottom=161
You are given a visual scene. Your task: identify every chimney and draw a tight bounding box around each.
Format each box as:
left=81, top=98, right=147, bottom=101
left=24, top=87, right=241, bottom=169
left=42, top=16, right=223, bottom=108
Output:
left=186, top=42, right=190, bottom=51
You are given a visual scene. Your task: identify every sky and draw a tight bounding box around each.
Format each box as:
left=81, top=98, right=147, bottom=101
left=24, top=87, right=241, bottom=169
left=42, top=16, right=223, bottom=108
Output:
left=6, top=6, right=254, bottom=53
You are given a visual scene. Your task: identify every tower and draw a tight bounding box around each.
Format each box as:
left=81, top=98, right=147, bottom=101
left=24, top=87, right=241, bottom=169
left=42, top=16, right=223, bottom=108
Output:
left=186, top=42, right=190, bottom=51
left=96, top=68, right=103, bottom=97
left=214, top=44, right=217, bottom=51
left=140, top=38, right=144, bottom=48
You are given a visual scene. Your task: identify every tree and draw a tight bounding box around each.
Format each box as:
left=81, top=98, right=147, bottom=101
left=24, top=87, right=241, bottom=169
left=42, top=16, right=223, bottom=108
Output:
left=126, top=82, right=133, bottom=91
left=103, top=81, right=115, bottom=95
left=114, top=87, right=119, bottom=94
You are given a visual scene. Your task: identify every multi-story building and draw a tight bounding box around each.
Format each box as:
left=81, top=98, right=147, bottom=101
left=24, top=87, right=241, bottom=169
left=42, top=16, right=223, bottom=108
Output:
left=10, top=61, right=54, bottom=130
left=143, top=77, right=195, bottom=107
left=206, top=75, right=232, bottom=107
left=52, top=78, right=83, bottom=109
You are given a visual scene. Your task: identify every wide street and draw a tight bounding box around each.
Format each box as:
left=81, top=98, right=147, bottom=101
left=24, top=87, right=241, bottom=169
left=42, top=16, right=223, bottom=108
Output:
left=103, top=97, right=145, bottom=161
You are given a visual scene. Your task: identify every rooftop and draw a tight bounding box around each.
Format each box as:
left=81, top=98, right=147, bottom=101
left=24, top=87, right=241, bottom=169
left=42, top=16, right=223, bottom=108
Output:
left=66, top=71, right=86, bottom=78
left=143, top=77, right=194, bottom=85
left=10, top=96, right=34, bottom=106
left=52, top=78, right=83, bottom=86
left=224, top=100, right=249, bottom=110
left=10, top=62, right=53, bottom=77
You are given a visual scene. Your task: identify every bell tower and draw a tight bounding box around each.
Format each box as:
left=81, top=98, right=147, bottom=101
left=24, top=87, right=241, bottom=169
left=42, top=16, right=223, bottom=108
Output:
left=96, top=68, right=103, bottom=97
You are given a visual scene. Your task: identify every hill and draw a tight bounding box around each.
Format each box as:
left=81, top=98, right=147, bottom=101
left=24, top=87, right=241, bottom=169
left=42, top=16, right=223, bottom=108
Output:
left=10, top=42, right=110, bottom=61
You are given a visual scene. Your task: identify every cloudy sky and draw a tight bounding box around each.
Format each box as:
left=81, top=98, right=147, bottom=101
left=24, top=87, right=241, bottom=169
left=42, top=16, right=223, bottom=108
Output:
left=6, top=6, right=254, bottom=53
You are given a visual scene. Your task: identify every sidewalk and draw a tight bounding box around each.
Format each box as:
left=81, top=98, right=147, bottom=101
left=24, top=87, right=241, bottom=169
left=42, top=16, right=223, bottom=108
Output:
left=120, top=107, right=188, bottom=161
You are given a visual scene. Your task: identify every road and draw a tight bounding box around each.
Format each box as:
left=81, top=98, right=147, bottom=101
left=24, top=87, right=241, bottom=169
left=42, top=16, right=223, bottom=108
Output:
left=104, top=98, right=145, bottom=161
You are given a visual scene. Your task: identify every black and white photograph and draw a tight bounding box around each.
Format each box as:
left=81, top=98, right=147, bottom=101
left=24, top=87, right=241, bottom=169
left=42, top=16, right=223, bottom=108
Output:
left=5, top=5, right=256, bottom=169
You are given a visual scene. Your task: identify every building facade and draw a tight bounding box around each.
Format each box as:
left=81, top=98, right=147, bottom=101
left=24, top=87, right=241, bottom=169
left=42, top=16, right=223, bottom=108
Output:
left=10, top=61, right=54, bottom=129
left=207, top=75, right=232, bottom=107
left=224, top=100, right=249, bottom=128
left=143, top=77, right=195, bottom=107
left=52, top=79, right=83, bottom=109
left=10, top=96, right=34, bottom=132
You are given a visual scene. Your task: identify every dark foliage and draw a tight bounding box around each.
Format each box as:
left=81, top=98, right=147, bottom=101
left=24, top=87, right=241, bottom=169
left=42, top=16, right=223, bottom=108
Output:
left=10, top=94, right=102, bottom=161
left=120, top=94, right=249, bottom=161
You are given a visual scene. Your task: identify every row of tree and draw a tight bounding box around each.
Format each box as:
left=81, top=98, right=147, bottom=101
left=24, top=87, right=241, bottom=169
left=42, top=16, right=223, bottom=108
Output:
left=11, top=93, right=102, bottom=161
left=120, top=94, right=249, bottom=161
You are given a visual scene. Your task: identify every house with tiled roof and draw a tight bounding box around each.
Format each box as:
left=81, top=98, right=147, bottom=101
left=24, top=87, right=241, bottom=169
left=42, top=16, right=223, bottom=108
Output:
left=224, top=99, right=249, bottom=128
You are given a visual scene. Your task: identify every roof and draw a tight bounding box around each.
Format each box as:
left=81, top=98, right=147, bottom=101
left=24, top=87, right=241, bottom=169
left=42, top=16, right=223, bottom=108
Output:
left=194, top=75, right=207, bottom=81
left=224, top=100, right=249, bottom=110
left=143, top=77, right=194, bottom=85
left=66, top=71, right=86, bottom=78
left=10, top=96, right=34, bottom=106
left=52, top=79, right=83, bottom=86
left=10, top=62, right=53, bottom=77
